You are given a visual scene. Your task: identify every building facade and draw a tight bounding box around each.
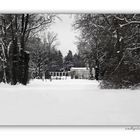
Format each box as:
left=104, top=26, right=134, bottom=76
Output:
left=70, top=67, right=95, bottom=79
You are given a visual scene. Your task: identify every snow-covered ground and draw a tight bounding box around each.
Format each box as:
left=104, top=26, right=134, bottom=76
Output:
left=0, top=79, right=140, bottom=125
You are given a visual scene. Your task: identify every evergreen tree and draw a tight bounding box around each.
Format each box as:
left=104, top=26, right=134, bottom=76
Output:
left=73, top=53, right=85, bottom=67
left=64, top=50, right=74, bottom=71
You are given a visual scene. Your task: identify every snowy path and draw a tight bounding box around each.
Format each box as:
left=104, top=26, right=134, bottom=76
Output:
left=0, top=79, right=140, bottom=125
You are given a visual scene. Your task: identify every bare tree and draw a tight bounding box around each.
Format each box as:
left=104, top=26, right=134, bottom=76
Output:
left=0, top=14, right=56, bottom=84
left=28, top=31, right=60, bottom=79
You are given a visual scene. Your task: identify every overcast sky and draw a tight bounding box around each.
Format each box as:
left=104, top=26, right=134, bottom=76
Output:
left=49, top=14, right=79, bottom=56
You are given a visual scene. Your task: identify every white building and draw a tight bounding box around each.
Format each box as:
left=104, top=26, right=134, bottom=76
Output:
left=70, top=67, right=95, bottom=79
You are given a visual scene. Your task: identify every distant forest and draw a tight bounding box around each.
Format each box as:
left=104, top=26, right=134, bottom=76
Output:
left=1, top=14, right=140, bottom=89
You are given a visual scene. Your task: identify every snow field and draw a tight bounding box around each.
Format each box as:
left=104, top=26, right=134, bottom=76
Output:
left=0, top=79, right=140, bottom=125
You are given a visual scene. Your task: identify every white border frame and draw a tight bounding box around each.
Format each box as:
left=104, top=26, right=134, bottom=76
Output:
left=0, top=0, right=140, bottom=139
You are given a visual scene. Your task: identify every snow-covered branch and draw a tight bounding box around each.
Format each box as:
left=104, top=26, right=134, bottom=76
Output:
left=0, top=39, right=6, bottom=61
left=114, top=15, right=126, bottom=21
left=120, top=21, right=140, bottom=28
left=114, top=15, right=140, bottom=28
left=110, top=46, right=140, bottom=75
left=26, top=18, right=53, bottom=32
left=0, top=56, right=4, bottom=61
left=7, top=41, right=12, bottom=56
left=126, top=46, right=140, bottom=51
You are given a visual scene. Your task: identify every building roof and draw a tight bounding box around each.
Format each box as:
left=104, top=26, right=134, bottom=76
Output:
left=70, top=67, right=89, bottom=70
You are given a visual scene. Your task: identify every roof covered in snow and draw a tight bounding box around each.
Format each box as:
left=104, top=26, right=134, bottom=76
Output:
left=70, top=67, right=89, bottom=70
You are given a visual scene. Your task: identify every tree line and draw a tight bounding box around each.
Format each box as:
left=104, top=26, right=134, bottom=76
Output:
left=0, top=14, right=56, bottom=85
left=74, top=14, right=140, bottom=88
left=28, top=35, right=85, bottom=79
left=0, top=14, right=85, bottom=85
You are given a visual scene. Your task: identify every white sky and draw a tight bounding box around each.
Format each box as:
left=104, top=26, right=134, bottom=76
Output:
left=49, top=14, right=79, bottom=56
